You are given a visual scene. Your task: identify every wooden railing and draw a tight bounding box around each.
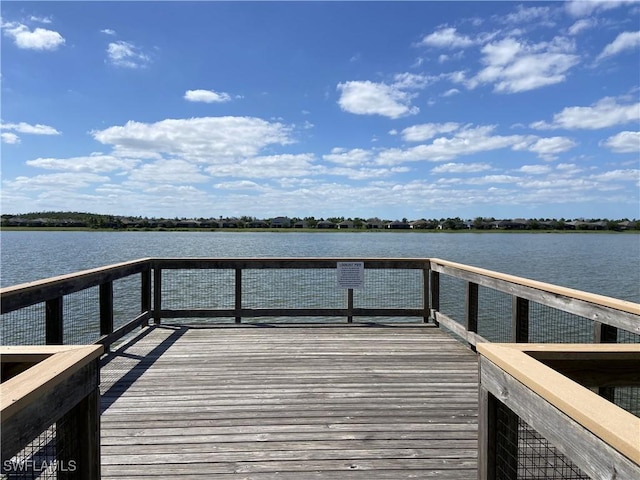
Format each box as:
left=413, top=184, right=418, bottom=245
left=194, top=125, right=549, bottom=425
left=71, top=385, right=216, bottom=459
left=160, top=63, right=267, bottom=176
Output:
left=1, top=257, right=639, bottom=350
left=478, top=343, right=640, bottom=479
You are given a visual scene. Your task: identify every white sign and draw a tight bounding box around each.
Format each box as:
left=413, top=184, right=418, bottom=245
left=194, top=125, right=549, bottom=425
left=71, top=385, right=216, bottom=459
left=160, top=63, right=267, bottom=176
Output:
left=337, top=262, right=364, bottom=289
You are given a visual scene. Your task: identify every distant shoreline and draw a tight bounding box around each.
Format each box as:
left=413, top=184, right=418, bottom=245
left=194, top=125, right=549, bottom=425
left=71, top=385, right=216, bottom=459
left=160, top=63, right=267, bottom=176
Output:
left=1, top=227, right=637, bottom=234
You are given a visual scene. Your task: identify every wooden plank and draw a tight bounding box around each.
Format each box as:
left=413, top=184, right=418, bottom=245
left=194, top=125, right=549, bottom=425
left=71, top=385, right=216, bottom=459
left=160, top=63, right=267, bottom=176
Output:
left=478, top=343, right=640, bottom=465
left=100, top=325, right=479, bottom=478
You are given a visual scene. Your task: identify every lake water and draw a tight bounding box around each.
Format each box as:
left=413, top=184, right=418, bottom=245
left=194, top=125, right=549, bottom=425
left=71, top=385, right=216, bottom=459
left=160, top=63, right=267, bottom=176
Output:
left=1, top=230, right=639, bottom=302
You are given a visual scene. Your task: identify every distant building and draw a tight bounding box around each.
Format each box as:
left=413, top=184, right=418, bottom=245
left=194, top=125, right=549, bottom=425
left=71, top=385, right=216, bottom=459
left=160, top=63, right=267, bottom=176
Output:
left=271, top=217, right=291, bottom=228
left=316, top=220, right=336, bottom=229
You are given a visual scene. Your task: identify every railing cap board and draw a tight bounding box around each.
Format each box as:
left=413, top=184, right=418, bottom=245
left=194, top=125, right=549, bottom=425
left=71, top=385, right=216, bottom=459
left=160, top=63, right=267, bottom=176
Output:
left=0, top=345, right=103, bottom=420
left=0, top=258, right=153, bottom=295
left=150, top=257, right=430, bottom=269
left=477, top=343, right=640, bottom=465
left=430, top=258, right=640, bottom=315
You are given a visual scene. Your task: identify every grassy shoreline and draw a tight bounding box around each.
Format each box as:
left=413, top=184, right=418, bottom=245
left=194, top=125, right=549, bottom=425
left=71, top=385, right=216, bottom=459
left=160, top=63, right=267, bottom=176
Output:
left=1, top=227, right=637, bottom=234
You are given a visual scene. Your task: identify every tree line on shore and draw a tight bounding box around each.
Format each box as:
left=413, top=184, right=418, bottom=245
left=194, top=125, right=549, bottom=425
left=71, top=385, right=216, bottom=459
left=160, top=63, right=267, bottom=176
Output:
left=2, top=212, right=638, bottom=231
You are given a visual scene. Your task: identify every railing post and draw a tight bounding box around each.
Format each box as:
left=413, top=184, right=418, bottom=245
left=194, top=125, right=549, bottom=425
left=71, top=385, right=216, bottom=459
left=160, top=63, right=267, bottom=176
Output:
left=153, top=267, right=162, bottom=324
left=429, top=270, right=440, bottom=326
left=478, top=385, right=497, bottom=480
left=594, top=321, right=618, bottom=401
left=235, top=268, right=242, bottom=323
left=46, top=297, right=64, bottom=345
left=141, top=267, right=152, bottom=317
left=100, top=281, right=114, bottom=351
left=511, top=296, right=529, bottom=343
left=422, top=267, right=429, bottom=323
left=466, top=281, right=479, bottom=350
left=347, top=288, right=354, bottom=323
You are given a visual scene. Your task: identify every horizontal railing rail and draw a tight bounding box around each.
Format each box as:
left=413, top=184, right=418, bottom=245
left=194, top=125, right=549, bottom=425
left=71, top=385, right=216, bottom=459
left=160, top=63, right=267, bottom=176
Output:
left=1, top=256, right=638, bottom=350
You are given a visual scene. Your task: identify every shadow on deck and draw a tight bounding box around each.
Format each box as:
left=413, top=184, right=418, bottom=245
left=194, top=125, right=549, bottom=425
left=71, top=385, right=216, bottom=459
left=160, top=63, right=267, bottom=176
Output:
left=100, top=324, right=479, bottom=479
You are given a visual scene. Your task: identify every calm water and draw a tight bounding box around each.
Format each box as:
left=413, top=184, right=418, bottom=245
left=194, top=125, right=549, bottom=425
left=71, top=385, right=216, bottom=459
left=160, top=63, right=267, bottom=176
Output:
left=1, top=230, right=639, bottom=302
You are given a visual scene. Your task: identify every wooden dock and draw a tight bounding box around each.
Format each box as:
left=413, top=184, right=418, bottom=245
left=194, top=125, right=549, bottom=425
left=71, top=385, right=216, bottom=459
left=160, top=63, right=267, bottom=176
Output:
left=100, top=324, right=479, bottom=479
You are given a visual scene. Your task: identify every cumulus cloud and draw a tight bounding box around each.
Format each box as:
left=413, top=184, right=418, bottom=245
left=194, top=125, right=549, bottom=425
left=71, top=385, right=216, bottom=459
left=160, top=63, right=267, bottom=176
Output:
left=419, top=27, right=475, bottom=49
left=1, top=132, right=20, bottom=144
left=106, top=41, right=150, bottom=68
left=26, top=154, right=139, bottom=173
left=184, top=89, right=232, bottom=103
left=568, top=19, right=596, bottom=36
left=431, top=162, right=492, bottom=173
left=323, top=148, right=374, bottom=167
left=4, top=173, right=109, bottom=191
left=206, top=154, right=319, bottom=178
left=468, top=37, right=579, bottom=93
left=1, top=122, right=61, bottom=135
left=128, top=159, right=209, bottom=184
left=2, top=21, right=65, bottom=50
left=601, top=131, right=640, bottom=153
left=401, top=122, right=460, bottom=142
left=531, top=97, right=640, bottom=130
left=101, top=29, right=116, bottom=35
left=527, top=137, right=577, bottom=160
left=519, top=165, right=553, bottom=175
left=336, top=80, right=419, bottom=119
left=565, top=0, right=635, bottom=17
left=92, top=116, right=294, bottom=163
left=597, top=31, right=640, bottom=61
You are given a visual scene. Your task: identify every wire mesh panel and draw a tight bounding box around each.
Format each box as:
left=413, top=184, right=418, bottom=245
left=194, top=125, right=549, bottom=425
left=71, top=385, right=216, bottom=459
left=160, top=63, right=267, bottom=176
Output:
left=495, top=400, right=589, bottom=480
left=354, top=269, right=423, bottom=308
left=162, top=269, right=235, bottom=309
left=613, top=330, right=640, bottom=416
left=1, top=415, right=79, bottom=479
left=438, top=274, right=467, bottom=325
left=0, top=303, right=46, bottom=345
left=528, top=302, right=593, bottom=343
left=63, top=287, right=100, bottom=345
left=113, top=275, right=143, bottom=330
left=477, top=286, right=512, bottom=342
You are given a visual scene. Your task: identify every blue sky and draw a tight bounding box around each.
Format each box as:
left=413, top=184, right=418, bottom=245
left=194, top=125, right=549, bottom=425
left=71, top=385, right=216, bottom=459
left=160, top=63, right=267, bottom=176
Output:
left=1, top=1, right=639, bottom=220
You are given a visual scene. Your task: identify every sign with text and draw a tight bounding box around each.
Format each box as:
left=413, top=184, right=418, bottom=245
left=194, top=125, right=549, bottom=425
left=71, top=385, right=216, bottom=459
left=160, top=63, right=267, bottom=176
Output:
left=337, top=262, right=364, bottom=289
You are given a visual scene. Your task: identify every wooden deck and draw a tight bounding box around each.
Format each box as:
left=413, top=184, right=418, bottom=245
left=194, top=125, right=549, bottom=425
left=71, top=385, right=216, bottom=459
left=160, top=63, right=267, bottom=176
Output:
left=100, top=324, right=479, bottom=479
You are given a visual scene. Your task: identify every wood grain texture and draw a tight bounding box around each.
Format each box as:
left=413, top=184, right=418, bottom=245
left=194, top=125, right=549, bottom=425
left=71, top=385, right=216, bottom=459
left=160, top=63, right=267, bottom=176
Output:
left=100, top=324, right=479, bottom=479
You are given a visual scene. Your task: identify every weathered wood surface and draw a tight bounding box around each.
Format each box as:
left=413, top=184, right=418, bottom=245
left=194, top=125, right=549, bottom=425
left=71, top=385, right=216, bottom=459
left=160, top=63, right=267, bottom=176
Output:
left=100, top=324, right=479, bottom=479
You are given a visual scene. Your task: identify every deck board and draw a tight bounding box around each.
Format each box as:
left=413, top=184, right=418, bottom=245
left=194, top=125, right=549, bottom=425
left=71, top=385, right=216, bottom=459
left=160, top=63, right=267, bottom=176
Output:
left=100, top=324, right=479, bottom=479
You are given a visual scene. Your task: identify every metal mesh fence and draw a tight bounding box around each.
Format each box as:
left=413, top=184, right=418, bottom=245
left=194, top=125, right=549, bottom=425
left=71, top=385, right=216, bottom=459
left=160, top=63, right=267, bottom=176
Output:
left=478, top=286, right=512, bottom=342
left=495, top=400, right=589, bottom=480
left=438, top=274, right=467, bottom=325
left=1, top=303, right=46, bottom=346
left=162, top=269, right=235, bottom=309
left=63, top=288, right=100, bottom=345
left=528, top=302, right=593, bottom=343
left=113, top=274, right=143, bottom=330
left=1, top=415, right=79, bottom=479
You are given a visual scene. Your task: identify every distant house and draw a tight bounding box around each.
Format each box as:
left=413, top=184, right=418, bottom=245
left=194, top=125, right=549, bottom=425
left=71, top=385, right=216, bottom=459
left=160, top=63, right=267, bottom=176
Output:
left=316, top=220, right=336, bottom=229
left=293, top=221, right=309, bottom=228
left=386, top=220, right=411, bottom=229
left=491, top=220, right=527, bottom=230
left=337, top=220, right=354, bottom=229
left=176, top=219, right=201, bottom=228
left=271, top=217, right=291, bottom=228
left=364, top=218, right=385, bottom=229
left=220, top=218, right=241, bottom=228
left=410, top=220, right=427, bottom=229
left=247, top=220, right=269, bottom=228
left=618, top=220, right=638, bottom=230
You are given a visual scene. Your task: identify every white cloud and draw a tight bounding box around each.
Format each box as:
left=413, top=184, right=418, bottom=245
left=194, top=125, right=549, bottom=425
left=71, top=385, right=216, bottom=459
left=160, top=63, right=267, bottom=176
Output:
left=442, top=88, right=460, bottom=97
left=323, top=148, right=374, bottom=167
left=392, top=72, right=436, bottom=90
left=531, top=97, right=640, bottom=130
left=184, top=89, right=232, bottom=103
left=400, top=122, right=460, bottom=142
left=601, top=131, right=640, bottom=153
left=419, top=27, right=474, bottom=49
left=590, top=169, right=640, bottom=182
left=1, top=122, right=61, bottom=135
left=214, top=180, right=263, bottom=190
left=519, top=165, right=553, bottom=175
left=2, top=22, right=65, bottom=50
left=527, top=137, right=577, bottom=160
left=565, top=0, right=635, bottom=17
left=597, top=31, right=640, bottom=61
left=128, top=159, right=209, bottom=184
left=500, top=5, right=554, bottom=25
left=26, top=154, right=139, bottom=173
left=3, top=173, right=109, bottom=191
left=1, top=133, right=20, bottom=144
left=101, top=29, right=116, bottom=35
left=470, top=37, right=579, bottom=93
left=92, top=116, right=294, bottom=163
left=337, top=80, right=419, bottom=119
left=431, top=162, right=492, bottom=173
left=206, top=153, right=319, bottom=179
left=568, top=19, right=595, bottom=36
left=106, top=41, right=150, bottom=68
left=376, top=125, right=531, bottom=165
